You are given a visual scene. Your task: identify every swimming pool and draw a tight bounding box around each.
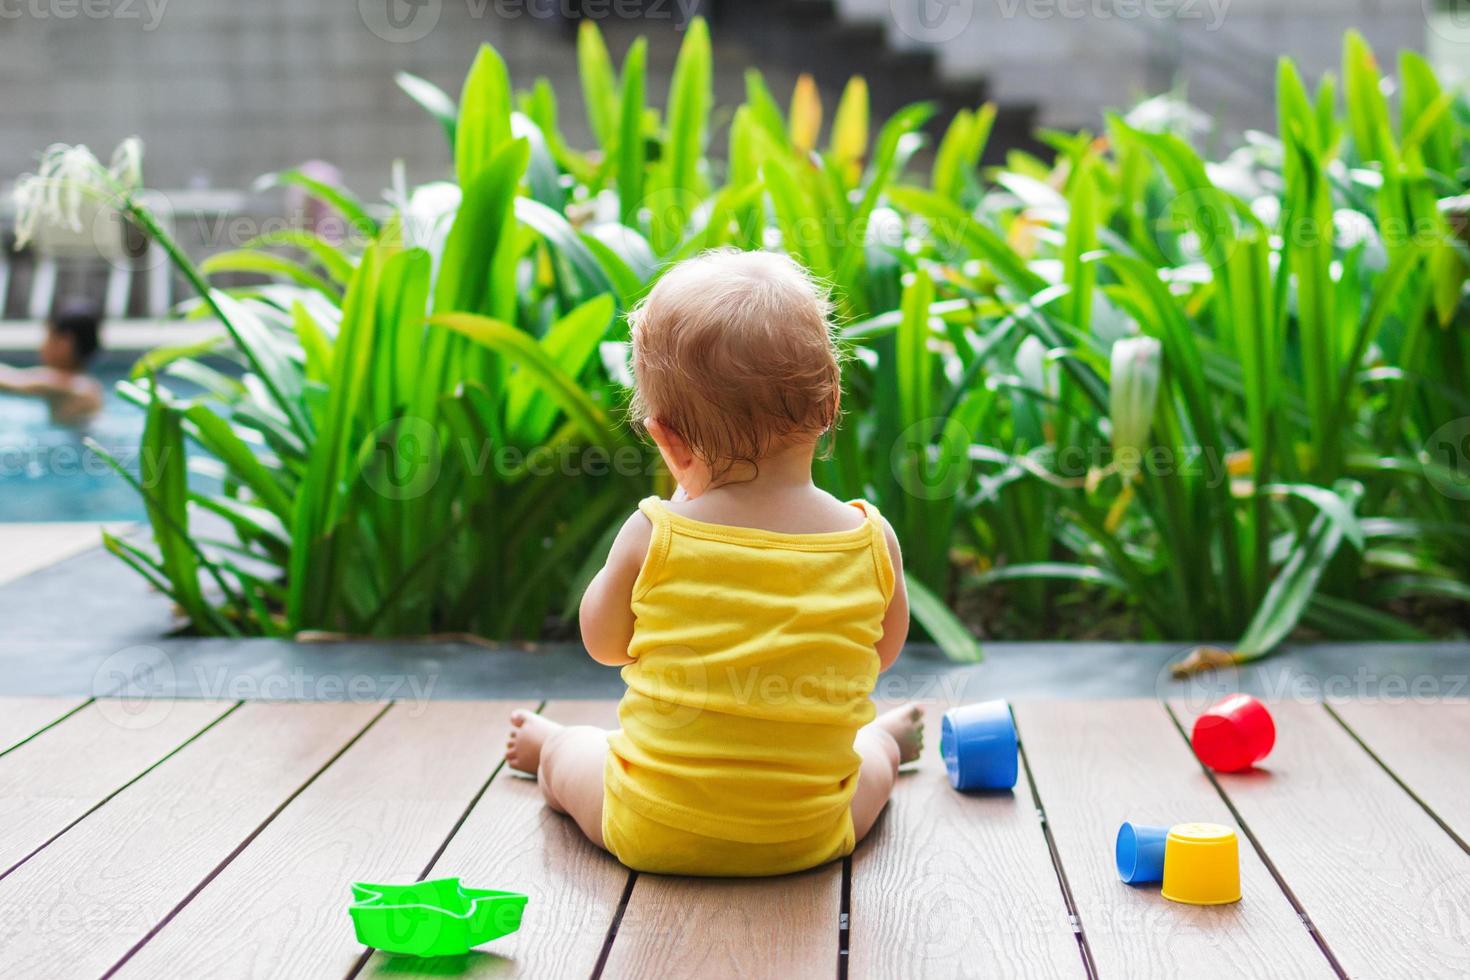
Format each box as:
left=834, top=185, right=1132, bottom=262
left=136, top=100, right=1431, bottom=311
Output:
left=0, top=353, right=210, bottom=522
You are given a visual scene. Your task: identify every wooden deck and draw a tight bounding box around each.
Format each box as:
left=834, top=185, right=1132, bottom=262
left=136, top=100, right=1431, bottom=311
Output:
left=0, top=697, right=1465, bottom=979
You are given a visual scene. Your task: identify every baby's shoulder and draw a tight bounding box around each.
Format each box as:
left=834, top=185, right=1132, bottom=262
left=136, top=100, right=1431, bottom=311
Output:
left=606, top=507, right=655, bottom=574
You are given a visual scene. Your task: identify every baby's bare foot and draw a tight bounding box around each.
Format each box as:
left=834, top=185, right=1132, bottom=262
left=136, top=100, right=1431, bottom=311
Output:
left=873, top=704, right=924, bottom=764
left=506, top=710, right=562, bottom=775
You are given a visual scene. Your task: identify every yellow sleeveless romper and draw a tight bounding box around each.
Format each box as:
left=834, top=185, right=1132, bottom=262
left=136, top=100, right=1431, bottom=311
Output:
left=602, top=496, right=893, bottom=877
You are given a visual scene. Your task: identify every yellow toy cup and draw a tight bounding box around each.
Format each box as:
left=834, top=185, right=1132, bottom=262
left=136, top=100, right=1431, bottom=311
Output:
left=1160, top=822, right=1241, bottom=906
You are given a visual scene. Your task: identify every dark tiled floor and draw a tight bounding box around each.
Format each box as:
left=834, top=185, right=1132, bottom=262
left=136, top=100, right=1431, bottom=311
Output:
left=1, top=539, right=1466, bottom=701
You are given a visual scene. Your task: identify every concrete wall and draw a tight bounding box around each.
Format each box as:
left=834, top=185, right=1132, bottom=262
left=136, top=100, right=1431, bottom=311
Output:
left=0, top=0, right=1448, bottom=200
left=0, top=3, right=717, bottom=197
left=0, top=3, right=823, bottom=200
left=845, top=0, right=1437, bottom=134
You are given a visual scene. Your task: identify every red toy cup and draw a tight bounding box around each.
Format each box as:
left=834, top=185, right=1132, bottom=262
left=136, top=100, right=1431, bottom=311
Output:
left=1191, top=694, right=1275, bottom=772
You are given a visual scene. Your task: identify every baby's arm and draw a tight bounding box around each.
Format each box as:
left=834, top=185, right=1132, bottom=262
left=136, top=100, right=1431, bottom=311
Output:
left=875, top=517, right=909, bottom=671
left=578, top=510, right=652, bottom=666
left=0, top=364, right=70, bottom=397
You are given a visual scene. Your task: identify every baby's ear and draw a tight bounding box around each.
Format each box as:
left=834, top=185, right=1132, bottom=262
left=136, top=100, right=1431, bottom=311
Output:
left=645, top=419, right=707, bottom=497
left=644, top=418, right=686, bottom=460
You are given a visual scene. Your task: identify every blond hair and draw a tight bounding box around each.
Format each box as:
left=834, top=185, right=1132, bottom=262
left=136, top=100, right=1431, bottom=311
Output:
left=628, top=249, right=842, bottom=478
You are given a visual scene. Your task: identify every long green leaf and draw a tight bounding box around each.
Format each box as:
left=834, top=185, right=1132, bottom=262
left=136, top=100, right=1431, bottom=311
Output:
left=430, top=311, right=628, bottom=450
left=397, top=70, right=458, bottom=150
left=907, top=578, right=983, bottom=663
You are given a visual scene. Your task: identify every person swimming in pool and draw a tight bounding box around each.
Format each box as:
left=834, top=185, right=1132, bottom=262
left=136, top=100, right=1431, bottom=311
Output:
left=0, top=301, right=104, bottom=424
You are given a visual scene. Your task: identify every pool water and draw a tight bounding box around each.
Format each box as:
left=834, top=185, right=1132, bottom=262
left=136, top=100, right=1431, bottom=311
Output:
left=0, top=354, right=211, bottom=522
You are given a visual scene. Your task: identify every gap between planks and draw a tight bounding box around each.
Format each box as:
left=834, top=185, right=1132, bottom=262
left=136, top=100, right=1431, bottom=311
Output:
left=0, top=696, right=92, bottom=759
left=1159, top=702, right=1347, bottom=978
left=350, top=700, right=632, bottom=980
left=1321, top=700, right=1470, bottom=854
left=111, top=700, right=535, bottom=979
left=1013, top=716, right=1099, bottom=979
left=102, top=703, right=393, bottom=979
left=0, top=701, right=384, bottom=978
left=1018, top=700, right=1334, bottom=980
left=0, top=700, right=242, bottom=883
left=1167, top=700, right=1470, bottom=978
left=846, top=701, right=1084, bottom=979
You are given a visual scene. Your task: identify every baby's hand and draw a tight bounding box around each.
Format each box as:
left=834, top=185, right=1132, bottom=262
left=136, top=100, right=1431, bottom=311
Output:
left=671, top=485, right=690, bottom=502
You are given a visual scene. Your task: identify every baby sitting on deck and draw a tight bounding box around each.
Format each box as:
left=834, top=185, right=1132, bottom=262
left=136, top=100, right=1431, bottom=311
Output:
left=506, top=249, right=920, bottom=877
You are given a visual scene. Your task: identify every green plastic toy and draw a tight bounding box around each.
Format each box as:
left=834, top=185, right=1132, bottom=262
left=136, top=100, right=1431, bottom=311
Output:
left=349, top=878, right=528, bottom=957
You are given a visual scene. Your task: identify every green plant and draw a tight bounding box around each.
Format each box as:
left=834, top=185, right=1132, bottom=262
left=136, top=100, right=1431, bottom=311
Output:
left=874, top=32, right=1469, bottom=662
left=19, top=22, right=1468, bottom=662
left=80, top=46, right=647, bottom=639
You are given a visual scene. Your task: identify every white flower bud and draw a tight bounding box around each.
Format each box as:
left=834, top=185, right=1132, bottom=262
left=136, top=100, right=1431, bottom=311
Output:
left=1109, top=335, right=1163, bottom=480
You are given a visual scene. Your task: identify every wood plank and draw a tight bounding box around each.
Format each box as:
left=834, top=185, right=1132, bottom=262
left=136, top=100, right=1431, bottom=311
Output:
left=1015, top=701, right=1331, bottom=979
left=0, top=702, right=379, bottom=977
left=114, top=700, right=532, bottom=980
left=0, top=523, right=125, bottom=586
left=595, top=690, right=842, bottom=980
left=1174, top=700, right=1470, bottom=978
left=0, top=696, right=87, bottom=755
left=1327, top=700, right=1470, bottom=848
left=357, top=701, right=629, bottom=980
left=604, top=866, right=838, bottom=979
left=0, top=699, right=232, bottom=876
left=848, top=702, right=1082, bottom=978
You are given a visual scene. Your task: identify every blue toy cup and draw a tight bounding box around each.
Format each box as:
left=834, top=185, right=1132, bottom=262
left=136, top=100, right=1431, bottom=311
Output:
left=1115, top=822, right=1170, bottom=884
left=940, top=700, right=1018, bottom=791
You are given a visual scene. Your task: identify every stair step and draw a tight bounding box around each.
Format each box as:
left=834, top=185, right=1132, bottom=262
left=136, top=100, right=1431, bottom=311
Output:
left=781, top=0, right=838, bottom=25
left=702, top=0, right=1041, bottom=161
